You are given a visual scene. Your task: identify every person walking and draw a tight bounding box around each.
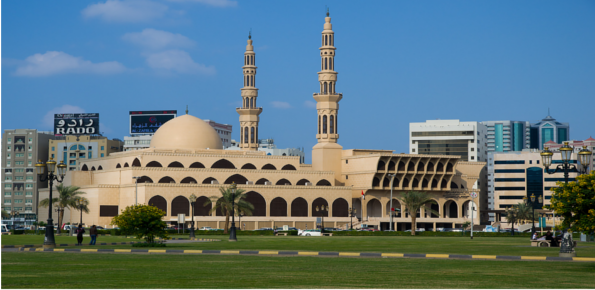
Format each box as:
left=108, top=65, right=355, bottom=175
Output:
left=89, top=225, right=97, bottom=245
left=76, top=224, right=85, bottom=246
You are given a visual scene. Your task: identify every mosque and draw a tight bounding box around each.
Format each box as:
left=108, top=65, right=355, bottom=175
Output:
left=39, top=13, right=485, bottom=231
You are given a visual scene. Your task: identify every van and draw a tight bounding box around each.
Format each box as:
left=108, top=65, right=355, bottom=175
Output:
left=1, top=224, right=9, bottom=234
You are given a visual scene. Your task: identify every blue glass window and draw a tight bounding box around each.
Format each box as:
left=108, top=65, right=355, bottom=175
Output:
left=526, top=167, right=543, bottom=209
left=495, top=160, right=525, bottom=164
left=495, top=178, right=525, bottom=182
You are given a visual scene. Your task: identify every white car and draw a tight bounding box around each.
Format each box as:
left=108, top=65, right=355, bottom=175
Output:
left=199, top=227, right=213, bottom=231
left=298, top=229, right=322, bottom=236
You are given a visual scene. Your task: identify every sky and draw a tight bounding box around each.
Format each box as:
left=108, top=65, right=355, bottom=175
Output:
left=2, top=0, right=594, bottom=163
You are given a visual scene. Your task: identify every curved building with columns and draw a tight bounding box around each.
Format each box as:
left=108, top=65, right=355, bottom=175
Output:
left=40, top=13, right=485, bottom=231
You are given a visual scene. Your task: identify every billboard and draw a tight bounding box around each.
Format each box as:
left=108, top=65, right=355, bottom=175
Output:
left=54, top=113, right=100, bottom=136
left=129, top=110, right=177, bottom=134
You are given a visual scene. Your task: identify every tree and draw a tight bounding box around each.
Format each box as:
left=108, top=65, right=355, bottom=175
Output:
left=504, top=206, right=518, bottom=236
left=546, top=171, right=595, bottom=234
left=1, top=209, right=8, bottom=219
left=515, top=203, right=533, bottom=225
left=205, top=184, right=254, bottom=234
left=73, top=197, right=90, bottom=225
left=397, top=191, right=439, bottom=236
left=111, top=204, right=169, bottom=243
left=39, top=184, right=86, bottom=233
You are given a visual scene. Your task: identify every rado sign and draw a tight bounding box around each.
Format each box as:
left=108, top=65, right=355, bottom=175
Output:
left=54, top=113, right=100, bottom=136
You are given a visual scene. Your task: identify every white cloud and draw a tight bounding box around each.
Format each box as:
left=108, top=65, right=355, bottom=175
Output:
left=271, top=101, right=291, bottom=109
left=42, top=105, right=86, bottom=128
left=82, top=0, right=168, bottom=23
left=144, top=49, right=215, bottom=74
left=14, top=51, right=126, bottom=77
left=304, top=100, right=317, bottom=108
left=122, top=29, right=195, bottom=50
left=167, top=0, right=237, bottom=8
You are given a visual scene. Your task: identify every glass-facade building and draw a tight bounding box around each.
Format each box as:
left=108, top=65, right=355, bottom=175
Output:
left=530, top=115, right=569, bottom=149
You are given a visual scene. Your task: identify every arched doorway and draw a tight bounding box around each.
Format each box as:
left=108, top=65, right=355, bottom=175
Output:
left=366, top=199, right=382, bottom=217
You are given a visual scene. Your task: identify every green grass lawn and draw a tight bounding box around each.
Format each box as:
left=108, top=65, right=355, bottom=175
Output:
left=1, top=234, right=139, bottom=246
left=2, top=252, right=594, bottom=288
left=4, top=234, right=595, bottom=257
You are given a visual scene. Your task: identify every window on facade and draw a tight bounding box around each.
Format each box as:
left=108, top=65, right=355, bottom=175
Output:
left=101, top=146, right=105, bottom=150
left=25, top=184, right=33, bottom=188
left=322, top=116, right=328, bottom=134
left=5, top=176, right=12, bottom=181
left=101, top=153, right=104, bottom=157
left=52, top=147, right=55, bottom=151
left=330, top=115, right=335, bottom=134
left=412, top=149, right=416, bottom=152
left=26, top=192, right=32, bottom=196
left=26, top=199, right=32, bottom=203
left=15, top=161, right=24, bottom=165
left=251, top=127, right=255, bottom=143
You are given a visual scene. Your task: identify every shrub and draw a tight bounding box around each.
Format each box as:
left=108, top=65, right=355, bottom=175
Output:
left=111, top=204, right=169, bottom=243
left=132, top=241, right=166, bottom=247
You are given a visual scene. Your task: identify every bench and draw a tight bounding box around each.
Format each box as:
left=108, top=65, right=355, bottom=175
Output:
left=531, top=240, right=577, bottom=247
left=322, top=233, right=333, bottom=236
left=275, top=233, right=288, bottom=236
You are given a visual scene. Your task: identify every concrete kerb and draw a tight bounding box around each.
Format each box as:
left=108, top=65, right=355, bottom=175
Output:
left=14, top=247, right=595, bottom=262
left=2, top=239, right=220, bottom=249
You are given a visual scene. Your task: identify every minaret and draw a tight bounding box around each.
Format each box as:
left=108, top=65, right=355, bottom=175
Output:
left=236, top=32, right=262, bottom=151
left=312, top=11, right=343, bottom=183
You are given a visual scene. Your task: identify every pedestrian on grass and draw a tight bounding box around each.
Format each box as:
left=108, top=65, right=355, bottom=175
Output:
left=76, top=224, right=85, bottom=246
left=89, top=225, right=97, bottom=245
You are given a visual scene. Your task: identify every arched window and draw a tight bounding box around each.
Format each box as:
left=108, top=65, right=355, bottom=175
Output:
left=97, top=165, right=103, bottom=170
left=441, top=179, right=447, bottom=188
left=202, top=177, right=218, bottom=184
left=251, top=127, right=255, bottom=143
left=81, top=164, right=89, bottom=171
left=335, top=114, right=338, bottom=133
left=146, top=161, right=163, bottom=168
left=276, top=179, right=291, bottom=185
left=195, top=196, right=211, bottom=216
left=158, top=176, right=175, bottom=183
left=250, top=98, right=254, bottom=108
left=330, top=115, right=335, bottom=134
left=123, top=163, right=129, bottom=168
left=372, top=177, right=380, bottom=187
left=137, top=176, right=153, bottom=183
left=116, top=163, right=121, bottom=168
left=402, top=178, right=409, bottom=187
left=325, top=35, right=328, bottom=45
left=132, top=158, right=141, bottom=167
left=168, top=161, right=184, bottom=168
left=245, top=191, right=266, bottom=216
left=446, top=163, right=454, bottom=172
left=261, top=164, right=277, bottom=170
left=211, top=159, right=235, bottom=169
left=318, top=115, right=321, bottom=134
left=251, top=55, right=254, bottom=65
left=296, top=179, right=310, bottom=185
left=377, top=160, right=386, bottom=171
left=324, top=82, right=328, bottom=94
left=412, top=178, right=419, bottom=188
left=291, top=198, right=308, bottom=217
left=312, top=198, right=329, bottom=217
left=322, top=116, right=328, bottom=134
left=255, top=178, right=269, bottom=185
left=189, top=162, right=205, bottom=168
left=244, top=127, right=248, bottom=143
left=171, top=196, right=189, bottom=217
left=91, top=166, right=96, bottom=171
left=316, top=179, right=331, bottom=186
left=241, top=163, right=256, bottom=169
left=450, top=182, right=458, bottom=189
left=270, top=197, right=287, bottom=217
left=240, top=127, right=243, bottom=142
left=281, top=164, right=296, bottom=170
left=332, top=198, right=348, bottom=217
left=325, top=58, right=328, bottom=70
left=224, top=174, right=248, bottom=185
left=180, top=177, right=197, bottom=184
left=148, top=196, right=167, bottom=215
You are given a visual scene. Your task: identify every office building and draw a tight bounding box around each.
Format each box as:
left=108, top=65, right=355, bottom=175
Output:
left=530, top=114, right=570, bottom=149
left=480, top=121, right=531, bottom=153
left=48, top=135, right=124, bottom=171
left=1, top=129, right=55, bottom=226
left=410, top=120, right=488, bottom=162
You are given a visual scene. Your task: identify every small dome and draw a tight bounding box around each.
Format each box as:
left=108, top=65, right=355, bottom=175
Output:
left=150, top=114, right=223, bottom=150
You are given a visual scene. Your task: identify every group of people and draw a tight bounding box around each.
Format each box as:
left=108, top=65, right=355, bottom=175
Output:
left=74, top=225, right=98, bottom=246
left=532, top=230, right=559, bottom=247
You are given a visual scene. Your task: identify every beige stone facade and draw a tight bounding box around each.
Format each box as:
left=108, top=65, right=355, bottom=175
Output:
left=39, top=14, right=486, bottom=231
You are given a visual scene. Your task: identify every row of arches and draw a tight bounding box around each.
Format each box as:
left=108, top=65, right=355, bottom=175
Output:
left=245, top=54, right=254, bottom=66
left=148, top=193, right=349, bottom=217
left=372, top=176, right=464, bottom=190
left=244, top=75, right=255, bottom=87
left=357, top=198, right=470, bottom=219
left=134, top=174, right=331, bottom=186
left=84, top=165, right=104, bottom=171
left=243, top=97, right=256, bottom=109
left=318, top=114, right=337, bottom=135
left=321, top=57, right=334, bottom=71
left=241, top=126, right=257, bottom=144
left=320, top=81, right=336, bottom=95
left=82, top=158, right=300, bottom=171
left=323, top=34, right=334, bottom=46
left=377, top=160, right=454, bottom=173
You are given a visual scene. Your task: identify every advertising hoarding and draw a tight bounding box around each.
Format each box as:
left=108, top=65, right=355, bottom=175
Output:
left=129, top=110, right=177, bottom=134
left=54, top=113, right=100, bottom=136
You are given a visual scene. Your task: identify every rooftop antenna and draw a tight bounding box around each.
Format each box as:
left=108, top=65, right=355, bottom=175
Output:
left=249, top=29, right=251, bottom=40
left=185, top=105, right=188, bottom=115
left=548, top=107, right=550, bottom=116
left=326, top=6, right=329, bottom=17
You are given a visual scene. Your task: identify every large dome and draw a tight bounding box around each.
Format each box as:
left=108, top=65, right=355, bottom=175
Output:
left=150, top=114, right=223, bottom=150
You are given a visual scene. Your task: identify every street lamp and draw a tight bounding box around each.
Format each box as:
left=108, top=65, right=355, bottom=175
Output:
left=470, top=191, right=477, bottom=240
left=523, top=193, right=543, bottom=237
left=541, top=143, right=592, bottom=183
left=189, top=194, right=197, bottom=239
left=229, top=182, right=237, bottom=242
left=132, top=176, right=140, bottom=205
left=36, top=158, right=67, bottom=248
left=316, top=205, right=328, bottom=233
left=388, top=173, right=396, bottom=231
left=348, top=207, right=357, bottom=230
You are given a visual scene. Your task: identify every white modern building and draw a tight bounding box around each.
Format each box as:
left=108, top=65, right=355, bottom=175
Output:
left=409, top=119, right=488, bottom=162
left=480, top=120, right=531, bottom=153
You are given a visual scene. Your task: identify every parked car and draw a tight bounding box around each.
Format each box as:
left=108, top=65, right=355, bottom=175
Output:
left=254, top=227, right=273, bottom=231
left=95, top=226, right=105, bottom=230
left=276, top=227, right=298, bottom=231
left=298, top=229, right=322, bottom=236
left=324, top=228, right=340, bottom=232
left=199, top=227, right=213, bottom=231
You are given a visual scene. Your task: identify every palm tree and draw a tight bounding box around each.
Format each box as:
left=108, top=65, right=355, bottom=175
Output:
left=39, top=184, right=86, bottom=233
left=504, top=206, right=518, bottom=236
left=397, top=191, right=440, bottom=236
left=74, top=197, right=90, bottom=226
left=205, top=184, right=254, bottom=234
left=515, top=203, right=532, bottom=225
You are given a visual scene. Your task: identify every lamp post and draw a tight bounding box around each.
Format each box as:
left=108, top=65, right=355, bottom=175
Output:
left=10, top=210, right=19, bottom=234
left=229, top=182, right=237, bottom=242
left=348, top=207, right=357, bottom=230
left=541, top=143, right=592, bottom=183
left=470, top=191, right=477, bottom=240
left=189, top=194, right=197, bottom=239
left=36, top=158, right=67, bottom=248
left=316, top=205, right=328, bottom=233
left=523, top=193, right=543, bottom=237
left=388, top=173, right=396, bottom=231
left=132, top=176, right=140, bottom=205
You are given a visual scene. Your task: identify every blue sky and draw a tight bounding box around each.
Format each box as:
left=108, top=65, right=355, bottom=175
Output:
left=2, top=0, right=594, bottom=163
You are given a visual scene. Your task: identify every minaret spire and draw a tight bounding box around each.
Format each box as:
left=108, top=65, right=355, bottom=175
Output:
left=312, top=12, right=343, bottom=183
left=236, top=33, right=262, bottom=151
